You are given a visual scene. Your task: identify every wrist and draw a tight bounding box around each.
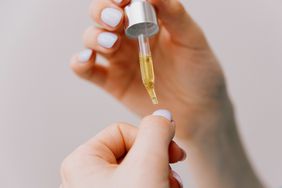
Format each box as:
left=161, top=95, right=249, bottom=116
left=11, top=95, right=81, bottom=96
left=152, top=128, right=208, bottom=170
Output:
left=178, top=96, right=265, bottom=188
left=174, top=90, right=233, bottom=142
left=192, top=93, right=236, bottom=144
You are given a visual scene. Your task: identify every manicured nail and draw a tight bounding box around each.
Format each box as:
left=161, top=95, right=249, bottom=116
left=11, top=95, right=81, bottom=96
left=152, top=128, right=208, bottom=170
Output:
left=180, top=148, right=187, bottom=161
left=78, top=49, right=92, bottom=63
left=152, top=109, right=172, bottom=121
left=101, top=8, right=122, bottom=27
left=172, top=170, right=183, bottom=188
left=97, top=32, right=118, bottom=49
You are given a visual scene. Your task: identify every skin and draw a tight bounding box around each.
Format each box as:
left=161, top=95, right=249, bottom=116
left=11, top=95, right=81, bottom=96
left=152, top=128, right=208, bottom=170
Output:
left=60, top=115, right=185, bottom=188
left=71, top=0, right=224, bottom=139
left=64, top=0, right=267, bottom=187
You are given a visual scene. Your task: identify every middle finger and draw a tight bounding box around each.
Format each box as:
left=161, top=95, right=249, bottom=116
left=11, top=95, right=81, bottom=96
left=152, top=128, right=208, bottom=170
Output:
left=89, top=0, right=125, bottom=32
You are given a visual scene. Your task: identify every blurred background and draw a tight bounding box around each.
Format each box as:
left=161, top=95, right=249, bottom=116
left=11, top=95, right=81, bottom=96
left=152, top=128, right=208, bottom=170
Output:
left=0, top=0, right=281, bottom=187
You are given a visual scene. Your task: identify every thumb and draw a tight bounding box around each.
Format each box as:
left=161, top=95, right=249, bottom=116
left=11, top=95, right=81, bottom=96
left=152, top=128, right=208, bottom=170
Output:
left=150, top=0, right=208, bottom=48
left=125, top=109, right=175, bottom=167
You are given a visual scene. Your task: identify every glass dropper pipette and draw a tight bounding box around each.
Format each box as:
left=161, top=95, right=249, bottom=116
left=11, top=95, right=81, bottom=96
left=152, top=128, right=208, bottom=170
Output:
left=138, top=34, right=158, bottom=104
left=124, top=0, right=159, bottom=104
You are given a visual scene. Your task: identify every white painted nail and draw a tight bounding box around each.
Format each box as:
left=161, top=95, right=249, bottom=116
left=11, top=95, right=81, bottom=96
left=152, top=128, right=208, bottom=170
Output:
left=101, top=8, right=122, bottom=27
left=180, top=148, right=187, bottom=161
left=152, top=109, right=172, bottom=121
left=97, top=32, right=118, bottom=49
left=78, top=49, right=92, bottom=63
left=172, top=170, right=183, bottom=188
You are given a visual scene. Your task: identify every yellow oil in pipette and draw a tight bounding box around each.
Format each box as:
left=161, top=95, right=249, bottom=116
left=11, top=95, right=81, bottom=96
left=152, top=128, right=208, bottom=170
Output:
left=138, top=34, right=158, bottom=104
left=139, top=55, right=158, bottom=104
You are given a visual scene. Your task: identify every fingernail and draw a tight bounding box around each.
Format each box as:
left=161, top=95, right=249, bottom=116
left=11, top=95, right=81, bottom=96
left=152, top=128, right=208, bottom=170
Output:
left=78, top=49, right=92, bottom=63
left=101, top=8, right=122, bottom=27
left=97, top=32, right=118, bottom=48
left=180, top=148, right=187, bottom=161
left=172, top=170, right=183, bottom=188
left=152, top=109, right=172, bottom=121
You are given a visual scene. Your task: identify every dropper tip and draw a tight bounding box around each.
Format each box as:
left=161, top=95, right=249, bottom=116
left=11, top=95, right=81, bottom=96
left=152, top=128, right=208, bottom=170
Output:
left=145, top=87, right=158, bottom=105
left=151, top=96, right=159, bottom=105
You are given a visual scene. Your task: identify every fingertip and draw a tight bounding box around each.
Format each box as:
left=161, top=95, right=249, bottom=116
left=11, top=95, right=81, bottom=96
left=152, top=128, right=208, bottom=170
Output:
left=88, top=0, right=126, bottom=32
left=83, top=26, right=121, bottom=55
left=139, top=113, right=175, bottom=146
left=78, top=49, right=93, bottom=62
left=97, top=6, right=124, bottom=31
left=69, top=54, right=80, bottom=71
left=96, top=32, right=121, bottom=53
left=141, top=114, right=173, bottom=130
left=152, top=109, right=173, bottom=122
left=69, top=54, right=77, bottom=66
left=70, top=49, right=94, bottom=66
left=69, top=49, right=96, bottom=75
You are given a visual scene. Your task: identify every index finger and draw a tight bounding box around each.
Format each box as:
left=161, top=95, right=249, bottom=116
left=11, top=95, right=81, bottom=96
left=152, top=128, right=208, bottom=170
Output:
left=85, top=122, right=137, bottom=164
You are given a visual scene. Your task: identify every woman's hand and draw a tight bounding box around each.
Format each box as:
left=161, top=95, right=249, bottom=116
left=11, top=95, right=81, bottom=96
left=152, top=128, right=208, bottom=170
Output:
left=60, top=110, right=186, bottom=188
left=70, top=0, right=227, bottom=139
left=68, top=1, right=266, bottom=187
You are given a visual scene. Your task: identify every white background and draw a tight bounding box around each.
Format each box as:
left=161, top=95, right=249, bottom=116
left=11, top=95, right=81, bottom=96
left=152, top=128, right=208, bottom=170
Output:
left=0, top=0, right=281, bottom=187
